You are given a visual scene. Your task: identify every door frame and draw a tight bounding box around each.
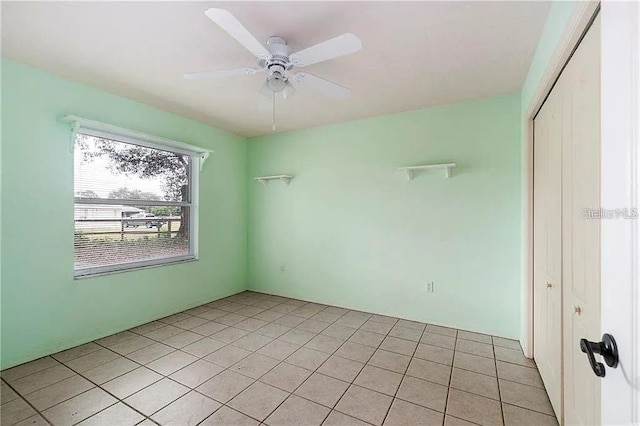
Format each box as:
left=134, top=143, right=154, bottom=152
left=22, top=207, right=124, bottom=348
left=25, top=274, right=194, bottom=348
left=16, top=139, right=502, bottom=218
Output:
left=523, top=1, right=640, bottom=424
left=600, top=2, right=639, bottom=424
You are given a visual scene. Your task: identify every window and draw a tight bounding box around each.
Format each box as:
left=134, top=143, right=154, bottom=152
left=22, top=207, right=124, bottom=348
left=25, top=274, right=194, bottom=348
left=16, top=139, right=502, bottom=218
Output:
left=73, top=127, right=201, bottom=277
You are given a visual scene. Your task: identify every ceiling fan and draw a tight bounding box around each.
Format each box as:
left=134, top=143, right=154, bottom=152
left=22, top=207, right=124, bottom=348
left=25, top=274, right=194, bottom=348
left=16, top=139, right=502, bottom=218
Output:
left=183, top=8, right=362, bottom=129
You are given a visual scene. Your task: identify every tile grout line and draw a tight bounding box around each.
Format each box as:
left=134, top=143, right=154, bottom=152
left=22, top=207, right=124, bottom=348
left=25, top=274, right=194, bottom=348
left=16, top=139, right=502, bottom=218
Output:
left=236, top=304, right=374, bottom=424
left=1, top=378, right=56, bottom=426
left=2, top=293, right=276, bottom=425
left=3, top=291, right=542, bottom=426
left=321, top=315, right=405, bottom=425
left=252, top=330, right=350, bottom=422
left=218, top=293, right=553, bottom=424
left=236, top=314, right=343, bottom=423
left=493, top=336, right=506, bottom=426
left=86, top=338, right=210, bottom=422
left=10, top=325, right=409, bottom=423
left=58, top=327, right=237, bottom=425
left=500, top=401, right=559, bottom=420
left=441, top=328, right=459, bottom=425
left=247, top=290, right=497, bottom=341
left=194, top=296, right=355, bottom=425
left=222, top=305, right=399, bottom=425
left=134, top=295, right=311, bottom=425
left=53, top=345, right=163, bottom=426
left=1, top=290, right=517, bottom=376
left=20, top=322, right=524, bottom=411
left=2, top=358, right=123, bottom=425
left=2, top=334, right=518, bottom=424
left=80, top=293, right=292, bottom=425
left=379, top=323, right=430, bottom=426
left=2, top=357, right=134, bottom=426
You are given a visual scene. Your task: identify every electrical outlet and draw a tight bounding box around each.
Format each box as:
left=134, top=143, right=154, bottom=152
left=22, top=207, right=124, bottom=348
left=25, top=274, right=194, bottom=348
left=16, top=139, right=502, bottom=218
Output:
left=425, top=281, right=434, bottom=293
left=280, top=265, right=286, bottom=274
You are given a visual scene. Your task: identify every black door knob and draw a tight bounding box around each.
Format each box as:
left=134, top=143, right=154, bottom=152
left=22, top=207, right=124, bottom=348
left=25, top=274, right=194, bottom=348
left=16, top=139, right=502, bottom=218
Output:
left=579, top=333, right=619, bottom=378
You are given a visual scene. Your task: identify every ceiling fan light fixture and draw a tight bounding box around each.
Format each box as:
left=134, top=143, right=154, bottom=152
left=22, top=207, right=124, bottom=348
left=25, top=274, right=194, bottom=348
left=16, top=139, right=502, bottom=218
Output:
left=267, top=72, right=286, bottom=93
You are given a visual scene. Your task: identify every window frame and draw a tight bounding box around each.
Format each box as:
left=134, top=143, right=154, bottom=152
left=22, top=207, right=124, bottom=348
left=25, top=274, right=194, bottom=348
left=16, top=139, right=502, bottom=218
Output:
left=72, top=127, right=201, bottom=278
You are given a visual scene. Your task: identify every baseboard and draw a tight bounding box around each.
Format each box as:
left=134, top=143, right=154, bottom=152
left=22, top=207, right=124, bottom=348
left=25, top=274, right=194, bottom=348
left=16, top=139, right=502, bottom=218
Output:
left=246, top=287, right=519, bottom=343
left=1, top=287, right=247, bottom=370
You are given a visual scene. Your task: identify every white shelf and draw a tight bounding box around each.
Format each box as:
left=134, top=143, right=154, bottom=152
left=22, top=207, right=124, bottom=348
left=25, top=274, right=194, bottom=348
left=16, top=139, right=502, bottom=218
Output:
left=398, top=163, right=457, bottom=180
left=254, top=175, right=293, bottom=186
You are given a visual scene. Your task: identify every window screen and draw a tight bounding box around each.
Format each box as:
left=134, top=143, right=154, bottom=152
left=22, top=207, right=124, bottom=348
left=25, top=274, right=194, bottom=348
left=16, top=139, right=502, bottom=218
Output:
left=74, top=133, right=197, bottom=276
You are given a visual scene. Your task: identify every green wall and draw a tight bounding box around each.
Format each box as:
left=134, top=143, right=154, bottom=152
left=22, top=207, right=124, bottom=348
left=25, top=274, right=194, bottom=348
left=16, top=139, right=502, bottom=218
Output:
left=521, top=1, right=578, bottom=110
left=247, top=94, right=522, bottom=339
left=1, top=59, right=248, bottom=369
left=1, top=55, right=529, bottom=368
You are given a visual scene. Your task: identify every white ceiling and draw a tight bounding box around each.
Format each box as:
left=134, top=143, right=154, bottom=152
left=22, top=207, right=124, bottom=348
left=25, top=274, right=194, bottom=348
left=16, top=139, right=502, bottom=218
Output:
left=2, top=1, right=549, bottom=138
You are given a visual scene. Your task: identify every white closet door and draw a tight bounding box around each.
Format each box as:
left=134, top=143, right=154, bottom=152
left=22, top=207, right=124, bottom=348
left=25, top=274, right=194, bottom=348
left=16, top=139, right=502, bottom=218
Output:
left=533, top=68, right=563, bottom=419
left=562, top=14, right=601, bottom=426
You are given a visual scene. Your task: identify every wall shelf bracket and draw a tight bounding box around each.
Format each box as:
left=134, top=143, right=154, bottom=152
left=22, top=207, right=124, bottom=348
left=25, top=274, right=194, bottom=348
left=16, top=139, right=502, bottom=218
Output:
left=398, top=163, right=457, bottom=180
left=69, top=120, right=80, bottom=153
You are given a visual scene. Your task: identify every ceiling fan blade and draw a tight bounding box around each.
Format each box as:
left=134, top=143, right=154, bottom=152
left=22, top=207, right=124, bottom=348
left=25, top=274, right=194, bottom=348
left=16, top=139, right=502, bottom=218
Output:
left=183, top=67, right=262, bottom=79
left=204, top=8, right=270, bottom=59
left=294, top=72, right=351, bottom=98
left=289, top=33, right=361, bottom=67
left=282, top=81, right=297, bottom=99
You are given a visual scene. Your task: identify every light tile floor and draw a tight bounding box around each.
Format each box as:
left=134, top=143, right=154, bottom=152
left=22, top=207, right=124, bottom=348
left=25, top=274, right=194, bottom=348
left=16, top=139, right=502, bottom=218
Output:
left=1, top=291, right=558, bottom=426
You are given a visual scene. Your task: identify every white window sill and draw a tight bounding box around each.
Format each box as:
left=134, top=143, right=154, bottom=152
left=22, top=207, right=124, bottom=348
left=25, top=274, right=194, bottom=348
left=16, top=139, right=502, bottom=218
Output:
left=74, top=256, right=198, bottom=280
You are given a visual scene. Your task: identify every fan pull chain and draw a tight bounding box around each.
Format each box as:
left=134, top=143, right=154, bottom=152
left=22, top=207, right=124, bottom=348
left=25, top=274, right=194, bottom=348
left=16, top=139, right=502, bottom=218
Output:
left=272, top=95, right=276, bottom=131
